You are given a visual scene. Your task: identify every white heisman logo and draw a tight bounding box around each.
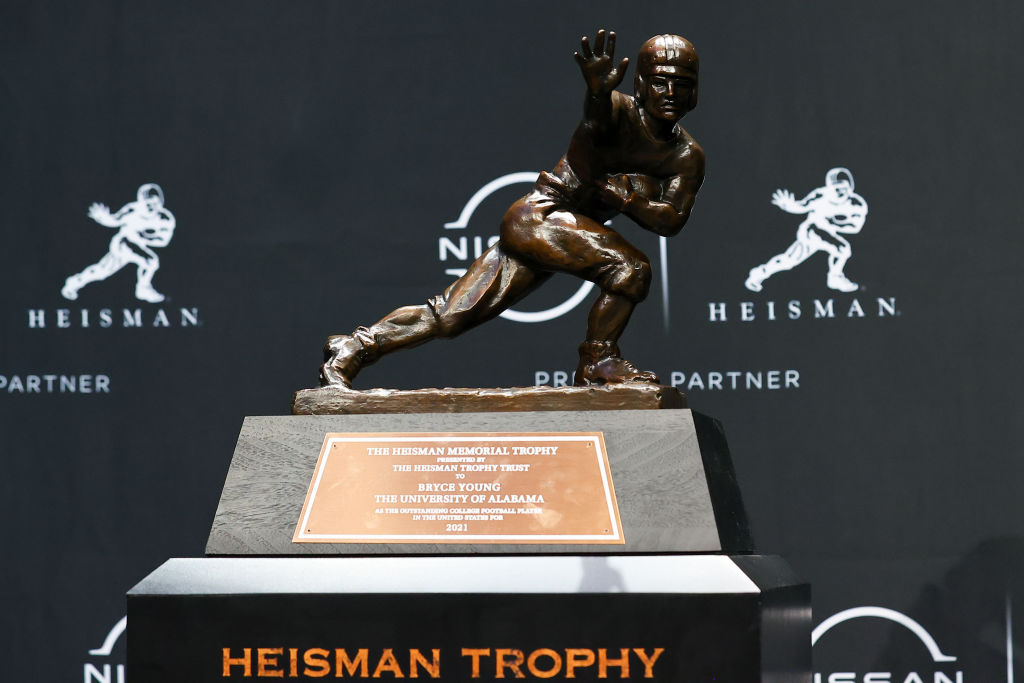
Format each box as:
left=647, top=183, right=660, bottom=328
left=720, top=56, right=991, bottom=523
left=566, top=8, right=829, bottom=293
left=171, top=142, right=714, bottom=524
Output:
left=745, top=167, right=867, bottom=293
left=62, top=183, right=176, bottom=303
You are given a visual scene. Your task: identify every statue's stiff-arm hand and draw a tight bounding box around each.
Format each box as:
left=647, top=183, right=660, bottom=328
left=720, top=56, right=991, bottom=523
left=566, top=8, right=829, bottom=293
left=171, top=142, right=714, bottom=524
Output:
left=87, top=202, right=117, bottom=227
left=771, top=189, right=801, bottom=213
left=574, top=29, right=628, bottom=95
left=773, top=189, right=825, bottom=214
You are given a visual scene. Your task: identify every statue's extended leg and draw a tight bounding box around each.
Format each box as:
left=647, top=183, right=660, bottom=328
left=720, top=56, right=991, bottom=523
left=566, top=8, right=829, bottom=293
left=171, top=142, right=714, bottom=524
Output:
left=320, top=245, right=545, bottom=388
left=745, top=238, right=815, bottom=292
left=62, top=251, right=125, bottom=300
left=319, top=305, right=438, bottom=388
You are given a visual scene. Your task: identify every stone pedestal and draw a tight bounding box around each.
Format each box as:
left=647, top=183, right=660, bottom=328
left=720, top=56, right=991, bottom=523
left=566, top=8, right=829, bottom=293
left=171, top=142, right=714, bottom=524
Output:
left=205, top=410, right=751, bottom=555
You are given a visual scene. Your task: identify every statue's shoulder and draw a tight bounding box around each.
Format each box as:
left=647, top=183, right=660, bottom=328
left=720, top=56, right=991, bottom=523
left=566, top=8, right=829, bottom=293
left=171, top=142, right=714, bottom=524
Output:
left=672, top=128, right=705, bottom=176
left=612, top=89, right=633, bottom=106
left=610, top=90, right=635, bottom=121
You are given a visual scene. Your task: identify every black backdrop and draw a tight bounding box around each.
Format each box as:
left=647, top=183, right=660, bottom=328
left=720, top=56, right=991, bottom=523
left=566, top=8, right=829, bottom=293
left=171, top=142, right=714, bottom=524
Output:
left=3, top=1, right=1023, bottom=680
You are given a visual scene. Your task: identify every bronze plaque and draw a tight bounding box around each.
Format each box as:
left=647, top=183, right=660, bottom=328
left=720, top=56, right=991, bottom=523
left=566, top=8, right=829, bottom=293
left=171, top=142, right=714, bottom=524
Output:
left=293, top=432, right=623, bottom=544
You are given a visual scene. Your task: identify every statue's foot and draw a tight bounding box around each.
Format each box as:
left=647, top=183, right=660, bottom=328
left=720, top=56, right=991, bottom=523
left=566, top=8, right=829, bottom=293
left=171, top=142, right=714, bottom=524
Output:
left=61, top=282, right=79, bottom=300
left=574, top=340, right=660, bottom=386
left=826, top=273, right=859, bottom=292
left=744, top=266, right=766, bottom=292
left=319, top=328, right=380, bottom=388
left=135, top=285, right=165, bottom=303
left=320, top=335, right=358, bottom=388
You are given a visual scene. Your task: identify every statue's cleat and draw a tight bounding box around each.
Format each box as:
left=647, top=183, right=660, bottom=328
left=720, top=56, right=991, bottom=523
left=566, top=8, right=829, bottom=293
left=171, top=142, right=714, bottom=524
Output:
left=744, top=266, right=765, bottom=292
left=320, top=335, right=358, bottom=388
left=135, top=285, right=166, bottom=303
left=826, top=273, right=859, bottom=292
left=319, top=328, right=380, bottom=388
left=574, top=340, right=660, bottom=386
left=318, top=362, right=353, bottom=388
left=577, top=358, right=660, bottom=385
left=61, top=282, right=79, bottom=300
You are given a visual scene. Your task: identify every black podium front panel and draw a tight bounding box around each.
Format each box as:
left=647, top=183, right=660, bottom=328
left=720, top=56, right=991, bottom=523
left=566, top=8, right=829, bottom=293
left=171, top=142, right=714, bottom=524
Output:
left=128, top=555, right=810, bottom=682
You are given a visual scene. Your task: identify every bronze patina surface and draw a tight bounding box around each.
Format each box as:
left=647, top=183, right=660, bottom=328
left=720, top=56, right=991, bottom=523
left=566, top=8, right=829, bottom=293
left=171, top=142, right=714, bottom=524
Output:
left=316, top=30, right=703, bottom=394
left=293, top=383, right=685, bottom=415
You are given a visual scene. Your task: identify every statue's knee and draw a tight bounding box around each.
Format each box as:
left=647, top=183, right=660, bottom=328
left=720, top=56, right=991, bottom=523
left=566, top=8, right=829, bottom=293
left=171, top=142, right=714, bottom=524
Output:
left=434, top=311, right=467, bottom=338
left=605, top=258, right=652, bottom=303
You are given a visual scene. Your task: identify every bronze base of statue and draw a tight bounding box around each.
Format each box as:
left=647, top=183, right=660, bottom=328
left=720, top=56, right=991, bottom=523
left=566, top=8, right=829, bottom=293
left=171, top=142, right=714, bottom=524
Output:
left=291, top=383, right=685, bottom=415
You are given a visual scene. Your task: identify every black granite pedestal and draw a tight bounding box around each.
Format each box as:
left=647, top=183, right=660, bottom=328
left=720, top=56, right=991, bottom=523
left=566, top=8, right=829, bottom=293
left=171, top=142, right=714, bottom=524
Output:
left=205, top=410, right=752, bottom=555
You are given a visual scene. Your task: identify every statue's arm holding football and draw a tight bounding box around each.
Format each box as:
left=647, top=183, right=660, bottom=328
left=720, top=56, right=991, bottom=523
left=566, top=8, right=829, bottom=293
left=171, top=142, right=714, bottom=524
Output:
left=600, top=146, right=706, bottom=237
left=833, top=194, right=868, bottom=234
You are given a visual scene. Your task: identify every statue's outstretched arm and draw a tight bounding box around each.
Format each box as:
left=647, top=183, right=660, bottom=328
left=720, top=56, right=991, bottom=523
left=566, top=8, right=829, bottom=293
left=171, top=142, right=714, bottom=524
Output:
left=574, top=29, right=628, bottom=132
left=88, top=202, right=132, bottom=227
left=771, top=189, right=817, bottom=214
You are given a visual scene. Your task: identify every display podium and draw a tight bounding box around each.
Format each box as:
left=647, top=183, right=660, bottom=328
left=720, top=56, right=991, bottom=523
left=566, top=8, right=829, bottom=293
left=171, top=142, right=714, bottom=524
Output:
left=128, top=398, right=811, bottom=681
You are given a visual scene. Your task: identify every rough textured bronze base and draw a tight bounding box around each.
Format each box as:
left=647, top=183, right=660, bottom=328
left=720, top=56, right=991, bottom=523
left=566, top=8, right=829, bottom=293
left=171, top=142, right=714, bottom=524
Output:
left=291, top=384, right=686, bottom=415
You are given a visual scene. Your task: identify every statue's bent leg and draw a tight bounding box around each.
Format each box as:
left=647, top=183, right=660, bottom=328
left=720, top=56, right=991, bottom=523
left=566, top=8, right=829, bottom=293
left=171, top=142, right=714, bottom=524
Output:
left=822, top=236, right=857, bottom=291
left=129, top=243, right=165, bottom=303
left=500, top=204, right=657, bottom=386
left=576, top=288, right=659, bottom=387
left=320, top=245, right=546, bottom=388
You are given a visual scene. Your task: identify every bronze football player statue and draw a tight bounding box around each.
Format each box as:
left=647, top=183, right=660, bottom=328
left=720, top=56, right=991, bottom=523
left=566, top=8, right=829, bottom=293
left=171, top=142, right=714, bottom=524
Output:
left=320, top=30, right=704, bottom=389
